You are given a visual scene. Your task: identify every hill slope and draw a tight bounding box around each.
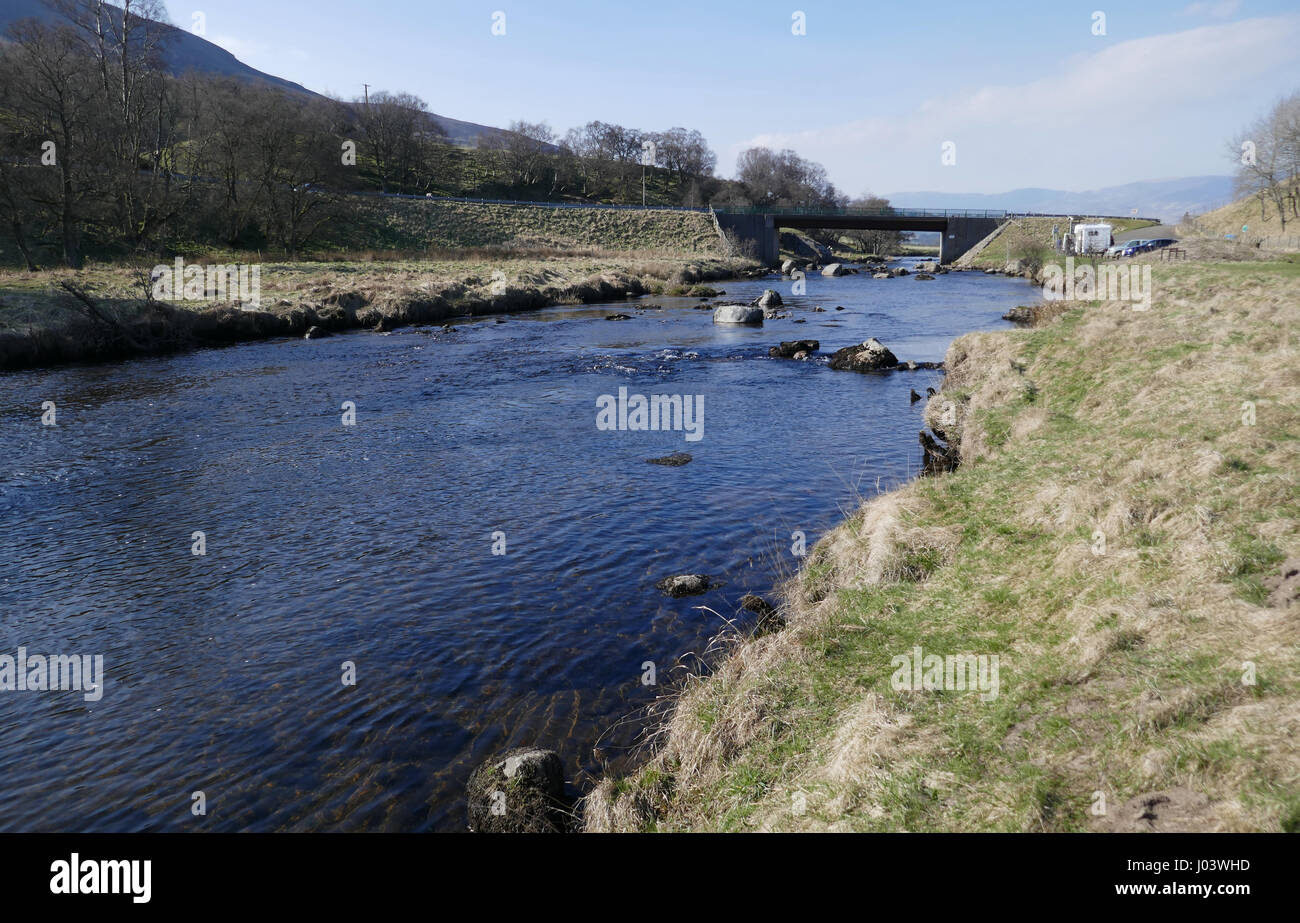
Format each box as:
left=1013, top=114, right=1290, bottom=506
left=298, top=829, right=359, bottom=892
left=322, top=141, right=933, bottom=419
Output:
left=0, top=0, right=517, bottom=148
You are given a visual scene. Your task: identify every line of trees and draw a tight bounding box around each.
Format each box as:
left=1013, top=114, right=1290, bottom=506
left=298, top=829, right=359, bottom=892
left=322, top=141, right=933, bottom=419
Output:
left=1230, top=90, right=1300, bottom=230
left=0, top=1, right=871, bottom=267
left=481, top=120, right=721, bottom=204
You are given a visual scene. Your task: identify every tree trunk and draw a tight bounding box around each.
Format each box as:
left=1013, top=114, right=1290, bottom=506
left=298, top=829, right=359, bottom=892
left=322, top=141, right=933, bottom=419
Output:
left=11, top=219, right=37, bottom=271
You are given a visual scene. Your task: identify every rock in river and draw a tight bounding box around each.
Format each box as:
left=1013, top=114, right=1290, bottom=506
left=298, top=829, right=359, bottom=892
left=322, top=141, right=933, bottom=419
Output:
left=304, top=326, right=331, bottom=339
left=467, top=747, right=568, bottom=833
left=755, top=289, right=783, bottom=309
left=828, top=337, right=899, bottom=372
left=656, top=574, right=712, bottom=597
left=821, top=263, right=847, bottom=277
left=647, top=452, right=692, bottom=466
left=769, top=339, right=820, bottom=359
left=713, top=303, right=764, bottom=325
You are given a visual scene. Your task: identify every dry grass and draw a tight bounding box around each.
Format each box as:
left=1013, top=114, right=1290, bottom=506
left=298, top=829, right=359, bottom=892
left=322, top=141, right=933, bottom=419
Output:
left=585, top=258, right=1300, bottom=832
left=0, top=251, right=757, bottom=369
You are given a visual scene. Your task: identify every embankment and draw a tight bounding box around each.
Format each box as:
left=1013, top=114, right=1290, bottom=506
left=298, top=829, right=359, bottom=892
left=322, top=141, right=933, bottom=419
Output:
left=338, top=198, right=727, bottom=255
left=955, top=216, right=1159, bottom=270
left=585, top=258, right=1300, bottom=832
left=0, top=253, right=758, bottom=371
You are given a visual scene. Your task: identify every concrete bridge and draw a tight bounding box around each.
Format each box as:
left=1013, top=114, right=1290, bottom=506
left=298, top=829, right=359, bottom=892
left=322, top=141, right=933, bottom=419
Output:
left=713, top=205, right=1007, bottom=265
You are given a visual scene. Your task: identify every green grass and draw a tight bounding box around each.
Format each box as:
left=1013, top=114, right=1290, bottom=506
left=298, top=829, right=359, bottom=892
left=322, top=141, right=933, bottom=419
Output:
left=585, top=258, right=1300, bottom=833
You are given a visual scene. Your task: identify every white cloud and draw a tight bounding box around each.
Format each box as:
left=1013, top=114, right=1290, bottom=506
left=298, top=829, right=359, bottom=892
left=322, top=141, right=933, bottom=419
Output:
left=727, top=15, right=1300, bottom=194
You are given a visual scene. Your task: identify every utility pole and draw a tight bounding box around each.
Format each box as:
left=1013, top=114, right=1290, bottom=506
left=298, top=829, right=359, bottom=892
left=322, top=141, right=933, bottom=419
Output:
left=363, top=83, right=370, bottom=108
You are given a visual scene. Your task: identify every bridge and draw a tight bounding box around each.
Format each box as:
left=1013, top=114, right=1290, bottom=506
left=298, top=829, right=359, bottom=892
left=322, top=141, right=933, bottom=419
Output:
left=712, top=205, right=1008, bottom=265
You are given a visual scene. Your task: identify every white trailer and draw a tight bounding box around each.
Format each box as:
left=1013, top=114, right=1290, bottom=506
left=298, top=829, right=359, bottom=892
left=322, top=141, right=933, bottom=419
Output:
left=1073, top=223, right=1112, bottom=255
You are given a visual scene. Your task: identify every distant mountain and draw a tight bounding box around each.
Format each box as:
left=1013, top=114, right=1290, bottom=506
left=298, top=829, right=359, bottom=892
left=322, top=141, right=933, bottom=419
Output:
left=885, top=176, right=1236, bottom=224
left=0, top=0, right=521, bottom=148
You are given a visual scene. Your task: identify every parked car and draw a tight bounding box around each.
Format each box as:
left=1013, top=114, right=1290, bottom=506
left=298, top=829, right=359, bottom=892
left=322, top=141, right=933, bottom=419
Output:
left=1120, top=239, right=1153, bottom=257
left=1107, top=239, right=1146, bottom=258
left=1142, top=238, right=1178, bottom=251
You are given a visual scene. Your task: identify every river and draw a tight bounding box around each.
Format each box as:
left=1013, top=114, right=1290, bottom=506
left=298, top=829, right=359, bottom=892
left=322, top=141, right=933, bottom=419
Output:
left=0, top=259, right=1034, bottom=831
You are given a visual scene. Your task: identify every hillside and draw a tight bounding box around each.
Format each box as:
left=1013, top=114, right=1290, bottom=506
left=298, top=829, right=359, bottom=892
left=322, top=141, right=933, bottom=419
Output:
left=0, top=0, right=518, bottom=148
left=1184, top=181, right=1300, bottom=247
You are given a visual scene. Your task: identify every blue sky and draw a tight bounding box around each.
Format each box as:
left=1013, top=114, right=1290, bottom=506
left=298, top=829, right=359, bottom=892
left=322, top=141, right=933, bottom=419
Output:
left=166, top=0, right=1300, bottom=194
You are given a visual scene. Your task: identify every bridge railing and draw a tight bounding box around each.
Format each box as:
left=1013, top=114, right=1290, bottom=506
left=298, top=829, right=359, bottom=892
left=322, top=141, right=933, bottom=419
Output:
left=711, top=205, right=1008, bottom=219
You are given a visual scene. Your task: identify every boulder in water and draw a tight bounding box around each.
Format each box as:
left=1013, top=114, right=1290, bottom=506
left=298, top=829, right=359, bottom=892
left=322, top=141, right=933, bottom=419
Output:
left=713, top=304, right=764, bottom=325
left=656, top=574, right=713, bottom=597
left=769, top=339, right=820, bottom=359
left=828, top=337, right=899, bottom=373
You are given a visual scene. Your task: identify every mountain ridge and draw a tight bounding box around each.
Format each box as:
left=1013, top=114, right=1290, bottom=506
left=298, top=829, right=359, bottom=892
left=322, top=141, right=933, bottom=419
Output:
left=885, top=175, right=1235, bottom=223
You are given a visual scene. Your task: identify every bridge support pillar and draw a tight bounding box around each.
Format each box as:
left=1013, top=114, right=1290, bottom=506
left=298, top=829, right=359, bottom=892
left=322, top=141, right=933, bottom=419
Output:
left=941, top=217, right=1003, bottom=264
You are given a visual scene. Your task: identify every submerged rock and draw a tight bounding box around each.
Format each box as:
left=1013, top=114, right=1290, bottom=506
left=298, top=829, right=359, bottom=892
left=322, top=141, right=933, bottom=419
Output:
left=656, top=574, right=712, bottom=597
left=828, top=337, right=898, bottom=372
left=915, top=273, right=935, bottom=280
left=713, top=303, right=764, bottom=325
left=647, top=452, right=693, bottom=467
left=872, top=272, right=890, bottom=279
left=604, top=313, right=633, bottom=321
left=303, top=326, right=331, bottom=340
left=467, top=747, right=568, bottom=833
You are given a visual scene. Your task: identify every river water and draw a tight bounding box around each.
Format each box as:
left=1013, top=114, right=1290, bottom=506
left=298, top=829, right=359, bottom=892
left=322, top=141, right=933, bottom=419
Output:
left=0, top=260, right=1034, bottom=831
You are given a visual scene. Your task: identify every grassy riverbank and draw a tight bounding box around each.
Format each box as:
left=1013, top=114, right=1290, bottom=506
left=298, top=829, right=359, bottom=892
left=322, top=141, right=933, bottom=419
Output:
left=585, top=257, right=1300, bottom=832
left=0, top=251, right=759, bottom=370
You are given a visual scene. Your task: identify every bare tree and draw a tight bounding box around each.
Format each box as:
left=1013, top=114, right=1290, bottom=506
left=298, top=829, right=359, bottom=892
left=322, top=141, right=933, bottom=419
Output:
left=736, top=147, right=845, bottom=208
left=355, top=91, right=432, bottom=193
left=1230, top=91, right=1300, bottom=231
left=0, top=16, right=105, bottom=266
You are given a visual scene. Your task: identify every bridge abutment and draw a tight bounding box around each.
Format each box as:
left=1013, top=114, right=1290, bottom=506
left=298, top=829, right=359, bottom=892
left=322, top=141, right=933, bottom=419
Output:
left=714, top=212, right=779, bottom=265
left=940, top=217, right=1002, bottom=264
